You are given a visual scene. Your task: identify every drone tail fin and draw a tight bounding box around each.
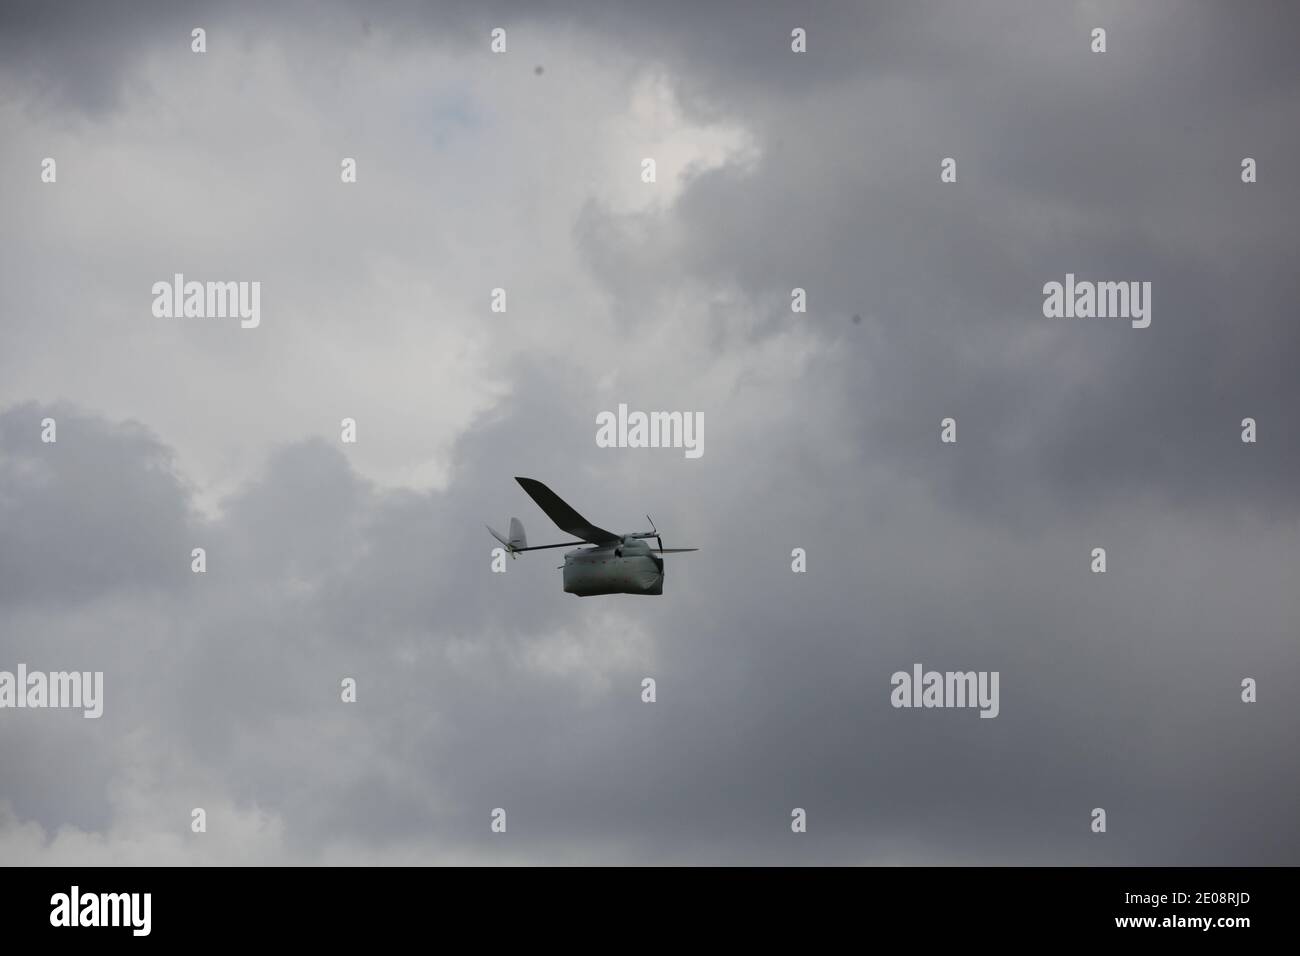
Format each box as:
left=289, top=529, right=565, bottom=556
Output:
left=508, top=517, right=527, bottom=550
left=487, top=518, right=528, bottom=552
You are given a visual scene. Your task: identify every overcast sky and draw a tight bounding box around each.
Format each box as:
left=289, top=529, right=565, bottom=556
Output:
left=1, top=0, right=1297, bottom=865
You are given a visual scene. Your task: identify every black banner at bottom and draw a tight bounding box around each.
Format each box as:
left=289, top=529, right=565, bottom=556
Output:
left=0, top=866, right=1285, bottom=942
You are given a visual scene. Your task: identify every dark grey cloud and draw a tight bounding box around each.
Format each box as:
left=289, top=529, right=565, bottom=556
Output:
left=572, top=0, right=1300, bottom=522
left=0, top=403, right=196, bottom=608
left=4, top=384, right=1297, bottom=864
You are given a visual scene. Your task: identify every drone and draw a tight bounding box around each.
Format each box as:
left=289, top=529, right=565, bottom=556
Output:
left=488, top=477, right=697, bottom=596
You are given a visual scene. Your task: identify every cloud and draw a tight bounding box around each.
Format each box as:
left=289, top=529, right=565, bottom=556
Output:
left=2, top=1, right=1298, bottom=865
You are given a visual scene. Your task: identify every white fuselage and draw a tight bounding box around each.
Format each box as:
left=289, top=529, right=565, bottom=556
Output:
left=563, top=538, right=664, bottom=596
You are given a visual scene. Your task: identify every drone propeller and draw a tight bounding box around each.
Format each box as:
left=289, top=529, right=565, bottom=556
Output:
left=646, top=514, right=663, bottom=553
left=642, top=514, right=698, bottom=553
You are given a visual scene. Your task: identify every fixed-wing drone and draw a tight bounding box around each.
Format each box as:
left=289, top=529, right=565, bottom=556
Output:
left=488, top=477, right=698, bottom=596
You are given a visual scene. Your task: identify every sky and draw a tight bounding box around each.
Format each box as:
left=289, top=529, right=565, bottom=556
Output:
left=1, top=0, right=1297, bottom=865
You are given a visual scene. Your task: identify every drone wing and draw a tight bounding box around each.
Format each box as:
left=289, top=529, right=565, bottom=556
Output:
left=651, top=548, right=698, bottom=553
left=515, top=477, right=621, bottom=545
